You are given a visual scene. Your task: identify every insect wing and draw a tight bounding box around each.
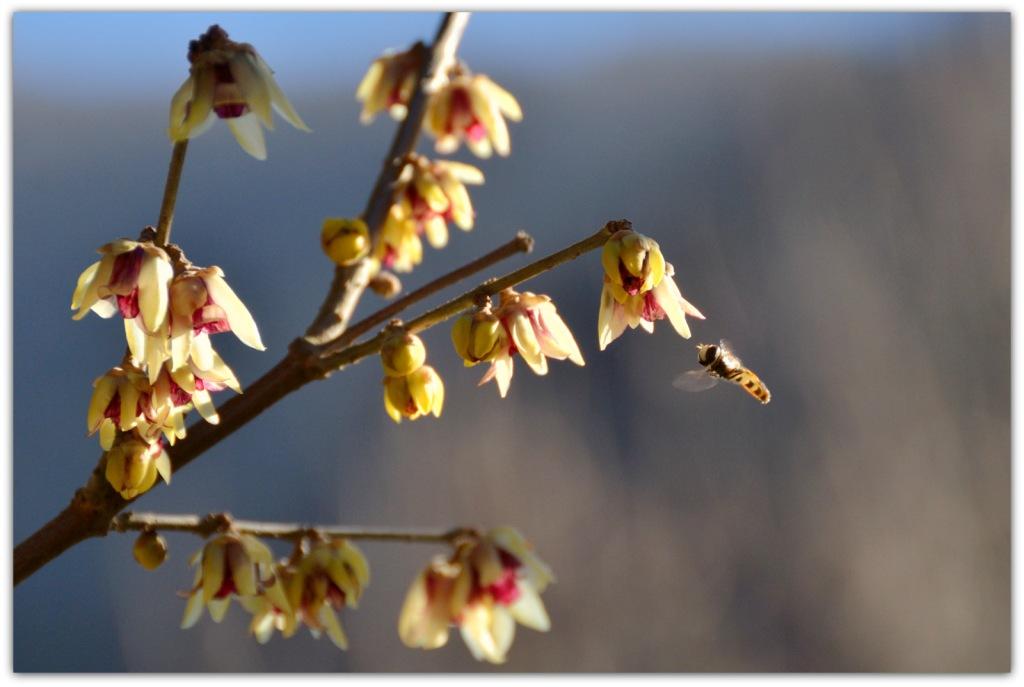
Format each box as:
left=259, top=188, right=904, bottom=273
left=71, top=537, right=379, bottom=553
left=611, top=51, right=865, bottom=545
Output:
left=673, top=369, right=719, bottom=392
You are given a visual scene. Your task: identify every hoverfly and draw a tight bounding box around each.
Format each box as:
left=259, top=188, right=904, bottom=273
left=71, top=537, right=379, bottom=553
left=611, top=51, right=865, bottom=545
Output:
left=673, top=340, right=771, bottom=404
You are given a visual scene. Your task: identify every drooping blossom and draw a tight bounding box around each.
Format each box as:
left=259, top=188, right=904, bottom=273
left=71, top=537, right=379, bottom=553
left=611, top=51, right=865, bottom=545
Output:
left=104, top=433, right=172, bottom=500
left=169, top=24, right=310, bottom=160
left=383, top=365, right=445, bottom=423
left=475, top=290, right=584, bottom=398
left=596, top=229, right=705, bottom=350
left=154, top=355, right=241, bottom=426
left=71, top=239, right=174, bottom=335
left=392, top=155, right=484, bottom=249
left=356, top=46, right=423, bottom=123
left=398, top=527, right=553, bottom=664
left=181, top=533, right=284, bottom=629
left=321, top=217, right=371, bottom=267
left=279, top=539, right=370, bottom=650
left=168, top=266, right=264, bottom=372
left=425, top=71, right=522, bottom=158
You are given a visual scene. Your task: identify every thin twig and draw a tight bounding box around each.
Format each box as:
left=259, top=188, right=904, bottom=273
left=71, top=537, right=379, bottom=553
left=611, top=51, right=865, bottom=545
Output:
left=304, top=12, right=472, bottom=344
left=319, top=231, right=534, bottom=357
left=316, top=220, right=624, bottom=373
left=155, top=140, right=189, bottom=246
left=111, top=512, right=476, bottom=544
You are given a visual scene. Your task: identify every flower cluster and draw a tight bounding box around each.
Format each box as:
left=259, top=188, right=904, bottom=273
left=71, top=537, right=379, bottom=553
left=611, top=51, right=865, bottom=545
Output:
left=399, top=528, right=553, bottom=664
left=380, top=332, right=445, bottom=423
left=181, top=532, right=369, bottom=652
left=169, top=25, right=309, bottom=160
left=452, top=290, right=584, bottom=398
left=72, top=237, right=262, bottom=497
left=597, top=228, right=705, bottom=350
left=372, top=156, right=484, bottom=274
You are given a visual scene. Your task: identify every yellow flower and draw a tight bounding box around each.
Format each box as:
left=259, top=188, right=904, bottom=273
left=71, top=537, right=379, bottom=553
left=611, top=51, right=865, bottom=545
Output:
left=167, top=267, right=264, bottom=372
left=478, top=290, right=584, bottom=398
left=181, top=533, right=281, bottom=629
left=601, top=229, right=666, bottom=299
left=426, top=72, right=522, bottom=158
left=281, top=539, right=370, bottom=650
left=373, top=205, right=423, bottom=273
left=321, top=218, right=371, bottom=267
left=71, top=240, right=174, bottom=345
left=133, top=530, right=169, bottom=571
left=380, top=332, right=427, bottom=377
left=356, top=46, right=423, bottom=123
left=398, top=528, right=553, bottom=664
left=598, top=262, right=705, bottom=351
left=383, top=365, right=445, bottom=423
left=104, top=434, right=171, bottom=499
left=451, top=308, right=503, bottom=366
left=168, top=25, right=310, bottom=160
left=392, top=155, right=484, bottom=249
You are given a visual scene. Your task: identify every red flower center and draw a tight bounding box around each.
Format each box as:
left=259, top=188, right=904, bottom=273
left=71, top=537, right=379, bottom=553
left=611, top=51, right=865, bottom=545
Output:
left=641, top=291, right=666, bottom=322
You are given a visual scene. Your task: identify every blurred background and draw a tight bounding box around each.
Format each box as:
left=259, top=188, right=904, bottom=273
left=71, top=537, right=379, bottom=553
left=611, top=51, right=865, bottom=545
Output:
left=13, top=11, right=1009, bottom=672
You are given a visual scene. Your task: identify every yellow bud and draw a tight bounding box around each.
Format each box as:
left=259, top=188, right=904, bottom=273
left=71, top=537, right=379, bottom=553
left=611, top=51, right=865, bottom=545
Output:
left=382, top=365, right=444, bottom=422
left=451, top=311, right=502, bottom=365
left=105, top=438, right=159, bottom=499
left=321, top=218, right=371, bottom=267
left=133, top=530, right=168, bottom=570
left=380, top=332, right=427, bottom=377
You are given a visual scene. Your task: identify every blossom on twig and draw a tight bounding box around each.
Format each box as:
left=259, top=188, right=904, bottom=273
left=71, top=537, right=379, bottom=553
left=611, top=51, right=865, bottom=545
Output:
left=597, top=229, right=705, bottom=350
left=474, top=290, right=584, bottom=398
left=425, top=71, right=522, bottom=158
left=356, top=46, right=423, bottom=124
left=169, top=25, right=310, bottom=160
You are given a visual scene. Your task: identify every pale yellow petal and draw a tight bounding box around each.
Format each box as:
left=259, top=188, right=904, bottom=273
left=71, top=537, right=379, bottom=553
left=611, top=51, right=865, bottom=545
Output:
left=254, top=53, right=310, bottom=132
left=203, top=272, right=265, bottom=350
left=181, top=592, right=205, bottom=629
left=508, top=582, right=550, bottom=631
left=231, top=54, right=273, bottom=128
left=226, top=113, right=267, bottom=161
left=208, top=597, right=231, bottom=623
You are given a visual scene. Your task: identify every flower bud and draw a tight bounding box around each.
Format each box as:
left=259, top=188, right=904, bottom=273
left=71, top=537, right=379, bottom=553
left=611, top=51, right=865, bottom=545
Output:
left=321, top=218, right=371, bottom=267
left=133, top=530, right=169, bottom=570
left=369, top=271, right=402, bottom=298
left=601, top=229, right=666, bottom=297
left=380, top=332, right=427, bottom=377
left=451, top=310, right=503, bottom=366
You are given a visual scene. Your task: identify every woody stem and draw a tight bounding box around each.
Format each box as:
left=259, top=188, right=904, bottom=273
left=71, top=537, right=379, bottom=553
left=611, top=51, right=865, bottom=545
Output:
left=155, top=140, right=189, bottom=246
left=111, top=512, right=476, bottom=544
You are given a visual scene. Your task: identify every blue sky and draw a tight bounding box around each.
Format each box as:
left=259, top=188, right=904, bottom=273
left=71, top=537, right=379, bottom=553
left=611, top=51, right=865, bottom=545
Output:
left=14, top=12, right=966, bottom=100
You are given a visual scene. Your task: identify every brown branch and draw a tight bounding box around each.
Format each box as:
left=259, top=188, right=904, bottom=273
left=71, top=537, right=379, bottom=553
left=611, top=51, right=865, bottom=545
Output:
left=304, top=11, right=472, bottom=345
left=316, top=220, right=624, bottom=374
left=155, top=140, right=189, bottom=246
left=111, top=512, right=477, bottom=544
left=319, top=231, right=534, bottom=357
